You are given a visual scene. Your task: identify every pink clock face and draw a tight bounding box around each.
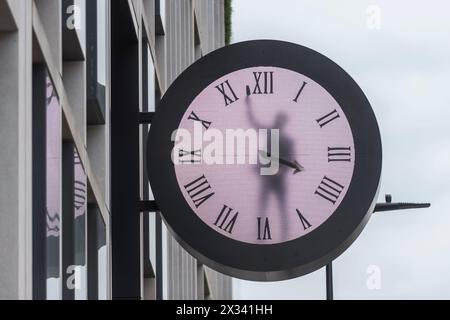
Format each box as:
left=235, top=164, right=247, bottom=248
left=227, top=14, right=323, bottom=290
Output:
left=174, top=67, right=355, bottom=244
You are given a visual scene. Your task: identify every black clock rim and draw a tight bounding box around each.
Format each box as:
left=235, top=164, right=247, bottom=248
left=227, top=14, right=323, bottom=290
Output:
left=147, top=40, right=382, bottom=281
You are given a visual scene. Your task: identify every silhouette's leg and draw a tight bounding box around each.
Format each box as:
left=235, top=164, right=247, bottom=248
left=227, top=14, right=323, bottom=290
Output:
left=277, top=185, right=289, bottom=241
left=258, top=183, right=270, bottom=218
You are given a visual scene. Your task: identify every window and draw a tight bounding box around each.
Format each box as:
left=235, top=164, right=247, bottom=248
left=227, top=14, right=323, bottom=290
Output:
left=46, top=75, right=62, bottom=300
left=86, top=0, right=106, bottom=124
left=32, top=67, right=63, bottom=300
left=142, top=39, right=157, bottom=299
left=73, top=148, right=87, bottom=299
left=62, top=144, right=87, bottom=300
left=62, top=0, right=85, bottom=61
left=155, top=0, right=166, bottom=36
left=87, top=205, right=107, bottom=300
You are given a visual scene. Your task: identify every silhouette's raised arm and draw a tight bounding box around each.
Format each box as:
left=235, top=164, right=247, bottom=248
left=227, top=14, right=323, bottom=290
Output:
left=246, top=97, right=267, bottom=129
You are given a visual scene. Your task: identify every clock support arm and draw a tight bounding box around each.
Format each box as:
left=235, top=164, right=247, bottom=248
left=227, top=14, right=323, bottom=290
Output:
left=373, top=194, right=431, bottom=213
left=139, top=200, right=160, bottom=212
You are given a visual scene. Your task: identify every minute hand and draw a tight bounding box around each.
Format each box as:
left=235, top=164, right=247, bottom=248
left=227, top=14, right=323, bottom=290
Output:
left=258, top=150, right=304, bottom=175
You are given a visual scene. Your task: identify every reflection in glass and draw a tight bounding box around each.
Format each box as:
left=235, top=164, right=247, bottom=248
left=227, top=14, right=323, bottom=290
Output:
left=74, top=0, right=86, bottom=52
left=147, top=46, right=155, bottom=112
left=74, top=148, right=87, bottom=299
left=97, top=0, right=107, bottom=86
left=46, top=76, right=62, bottom=300
left=160, top=0, right=166, bottom=28
left=97, top=215, right=107, bottom=300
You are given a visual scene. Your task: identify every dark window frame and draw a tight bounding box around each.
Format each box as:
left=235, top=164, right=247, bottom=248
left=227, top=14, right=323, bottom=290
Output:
left=62, top=0, right=85, bottom=61
left=86, top=0, right=106, bottom=125
left=62, top=142, right=76, bottom=300
left=32, top=64, right=48, bottom=300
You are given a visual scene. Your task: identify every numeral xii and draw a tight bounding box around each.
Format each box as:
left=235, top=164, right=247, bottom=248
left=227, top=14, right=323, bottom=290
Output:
left=252, top=71, right=274, bottom=95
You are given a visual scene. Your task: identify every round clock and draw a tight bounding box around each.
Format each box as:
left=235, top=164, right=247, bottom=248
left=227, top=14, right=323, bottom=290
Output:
left=147, top=40, right=382, bottom=281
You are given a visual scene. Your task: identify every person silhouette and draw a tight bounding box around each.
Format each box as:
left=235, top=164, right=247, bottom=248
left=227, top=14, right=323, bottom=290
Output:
left=246, top=97, right=297, bottom=241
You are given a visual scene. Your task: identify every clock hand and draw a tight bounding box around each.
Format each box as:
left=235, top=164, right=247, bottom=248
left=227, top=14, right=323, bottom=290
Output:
left=258, top=150, right=304, bottom=174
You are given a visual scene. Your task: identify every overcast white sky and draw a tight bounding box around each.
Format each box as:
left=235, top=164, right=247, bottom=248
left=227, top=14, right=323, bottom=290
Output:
left=231, top=0, right=450, bottom=300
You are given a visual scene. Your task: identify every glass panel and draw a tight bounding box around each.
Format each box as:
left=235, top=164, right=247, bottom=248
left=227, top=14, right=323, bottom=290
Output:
left=147, top=46, right=155, bottom=112
left=147, top=44, right=156, bottom=269
left=148, top=215, right=156, bottom=271
left=160, top=0, right=166, bottom=28
left=162, top=223, right=168, bottom=300
left=74, top=0, right=86, bottom=53
left=97, top=214, right=107, bottom=300
left=97, top=0, right=107, bottom=86
left=74, top=148, right=87, bottom=299
left=46, top=75, right=62, bottom=300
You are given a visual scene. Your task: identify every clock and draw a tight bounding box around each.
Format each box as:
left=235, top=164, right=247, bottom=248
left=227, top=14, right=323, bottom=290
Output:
left=147, top=40, right=382, bottom=281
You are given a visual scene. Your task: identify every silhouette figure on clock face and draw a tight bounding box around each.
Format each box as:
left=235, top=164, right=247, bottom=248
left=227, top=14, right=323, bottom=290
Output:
left=246, top=95, right=300, bottom=240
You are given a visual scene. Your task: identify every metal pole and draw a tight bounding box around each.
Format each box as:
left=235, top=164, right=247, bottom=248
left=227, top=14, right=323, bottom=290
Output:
left=326, top=262, right=333, bottom=300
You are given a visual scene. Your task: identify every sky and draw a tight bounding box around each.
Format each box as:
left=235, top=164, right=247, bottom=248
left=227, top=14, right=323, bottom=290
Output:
left=231, top=0, right=450, bottom=299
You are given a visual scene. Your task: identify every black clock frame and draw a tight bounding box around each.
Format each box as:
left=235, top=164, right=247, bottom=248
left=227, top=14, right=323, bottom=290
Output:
left=147, top=40, right=382, bottom=281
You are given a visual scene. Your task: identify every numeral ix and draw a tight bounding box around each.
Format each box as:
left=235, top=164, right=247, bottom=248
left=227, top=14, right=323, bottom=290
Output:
left=179, top=149, right=202, bottom=164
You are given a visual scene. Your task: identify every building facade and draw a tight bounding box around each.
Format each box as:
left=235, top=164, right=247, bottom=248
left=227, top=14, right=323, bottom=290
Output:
left=0, top=0, right=232, bottom=300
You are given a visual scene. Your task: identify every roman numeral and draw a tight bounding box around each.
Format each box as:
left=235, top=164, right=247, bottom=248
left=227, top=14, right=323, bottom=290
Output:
left=179, top=149, right=202, bottom=164
left=184, top=175, right=215, bottom=208
left=214, top=205, right=239, bottom=234
left=296, top=209, right=312, bottom=230
left=188, top=111, right=212, bottom=130
left=315, top=176, right=345, bottom=205
left=252, top=71, right=274, bottom=95
left=328, top=147, right=352, bottom=162
left=316, top=109, right=340, bottom=128
left=257, top=217, right=272, bottom=240
left=215, top=80, right=239, bottom=106
left=293, top=81, right=307, bottom=102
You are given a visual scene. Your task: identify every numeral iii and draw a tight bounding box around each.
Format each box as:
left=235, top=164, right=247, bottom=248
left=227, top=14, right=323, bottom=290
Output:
left=328, top=147, right=352, bottom=162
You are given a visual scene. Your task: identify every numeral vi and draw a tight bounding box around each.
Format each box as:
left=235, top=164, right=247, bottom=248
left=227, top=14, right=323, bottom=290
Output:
left=257, top=217, right=272, bottom=240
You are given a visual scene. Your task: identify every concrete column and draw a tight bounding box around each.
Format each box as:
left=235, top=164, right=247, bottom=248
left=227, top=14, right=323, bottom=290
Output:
left=0, top=0, right=33, bottom=300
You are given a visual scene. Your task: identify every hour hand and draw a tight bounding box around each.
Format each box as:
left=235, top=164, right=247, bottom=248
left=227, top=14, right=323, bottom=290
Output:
left=258, top=150, right=304, bottom=174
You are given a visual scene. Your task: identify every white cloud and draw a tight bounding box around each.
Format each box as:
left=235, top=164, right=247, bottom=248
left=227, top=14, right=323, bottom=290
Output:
left=232, top=0, right=450, bottom=299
